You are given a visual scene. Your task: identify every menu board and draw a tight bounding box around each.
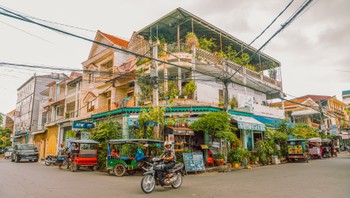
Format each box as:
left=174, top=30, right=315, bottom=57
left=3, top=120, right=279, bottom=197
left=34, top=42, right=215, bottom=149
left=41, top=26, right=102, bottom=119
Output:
left=183, top=152, right=205, bottom=173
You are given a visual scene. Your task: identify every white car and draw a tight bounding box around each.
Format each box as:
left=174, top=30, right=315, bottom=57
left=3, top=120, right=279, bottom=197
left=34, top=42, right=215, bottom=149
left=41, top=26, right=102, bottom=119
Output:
left=4, top=146, right=14, bottom=159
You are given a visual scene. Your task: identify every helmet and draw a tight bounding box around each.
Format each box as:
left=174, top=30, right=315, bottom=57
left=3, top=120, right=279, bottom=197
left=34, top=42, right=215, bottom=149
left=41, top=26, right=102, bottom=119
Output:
left=164, top=141, right=171, bottom=147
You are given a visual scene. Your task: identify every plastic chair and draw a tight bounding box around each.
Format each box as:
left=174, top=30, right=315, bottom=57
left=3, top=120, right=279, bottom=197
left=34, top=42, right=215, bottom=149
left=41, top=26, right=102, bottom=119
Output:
left=207, top=156, right=214, bottom=167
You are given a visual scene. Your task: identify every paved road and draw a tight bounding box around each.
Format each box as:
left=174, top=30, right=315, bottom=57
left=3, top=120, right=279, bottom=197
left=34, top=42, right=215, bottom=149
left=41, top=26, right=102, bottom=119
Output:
left=1, top=154, right=350, bottom=198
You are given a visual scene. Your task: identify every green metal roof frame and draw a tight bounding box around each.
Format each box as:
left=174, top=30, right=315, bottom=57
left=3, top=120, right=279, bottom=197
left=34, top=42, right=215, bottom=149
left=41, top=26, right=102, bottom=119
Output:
left=91, top=106, right=221, bottom=119
left=137, top=7, right=280, bottom=70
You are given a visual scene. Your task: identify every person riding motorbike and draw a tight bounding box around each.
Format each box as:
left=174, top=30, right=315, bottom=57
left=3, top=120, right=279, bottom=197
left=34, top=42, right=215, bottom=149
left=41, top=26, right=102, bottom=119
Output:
left=160, top=141, right=176, bottom=184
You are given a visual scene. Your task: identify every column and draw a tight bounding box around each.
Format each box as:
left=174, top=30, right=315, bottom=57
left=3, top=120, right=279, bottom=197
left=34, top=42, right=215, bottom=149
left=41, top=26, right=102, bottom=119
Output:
left=122, top=114, right=129, bottom=139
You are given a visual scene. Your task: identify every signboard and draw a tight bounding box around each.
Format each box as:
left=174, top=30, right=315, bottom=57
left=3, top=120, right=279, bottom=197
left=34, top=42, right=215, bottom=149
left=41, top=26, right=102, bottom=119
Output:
left=183, top=152, right=205, bottom=173
left=81, top=132, right=90, bottom=140
left=72, top=121, right=95, bottom=129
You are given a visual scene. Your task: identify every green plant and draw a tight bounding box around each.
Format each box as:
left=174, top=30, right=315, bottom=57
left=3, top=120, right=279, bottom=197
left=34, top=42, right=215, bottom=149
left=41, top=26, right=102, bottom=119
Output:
left=90, top=119, right=122, bottom=169
left=213, top=153, right=224, bottom=160
left=255, top=140, right=274, bottom=165
left=199, top=36, right=217, bottom=52
left=185, top=32, right=199, bottom=49
left=65, top=130, right=77, bottom=138
left=182, top=81, right=196, bottom=99
left=190, top=112, right=231, bottom=139
left=227, top=147, right=249, bottom=164
left=229, top=96, right=238, bottom=109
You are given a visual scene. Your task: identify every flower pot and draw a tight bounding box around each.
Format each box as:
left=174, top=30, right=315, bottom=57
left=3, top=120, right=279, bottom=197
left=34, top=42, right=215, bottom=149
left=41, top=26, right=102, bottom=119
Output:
left=233, top=163, right=240, bottom=168
left=214, top=159, right=224, bottom=166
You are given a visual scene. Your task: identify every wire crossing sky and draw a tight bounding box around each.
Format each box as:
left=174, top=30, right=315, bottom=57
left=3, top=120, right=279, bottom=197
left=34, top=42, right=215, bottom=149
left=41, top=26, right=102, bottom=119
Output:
left=0, top=0, right=349, bottom=114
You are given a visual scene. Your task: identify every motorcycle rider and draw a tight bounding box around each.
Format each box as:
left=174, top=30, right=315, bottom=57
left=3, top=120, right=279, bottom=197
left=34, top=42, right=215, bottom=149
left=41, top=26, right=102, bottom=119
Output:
left=160, top=141, right=176, bottom=184
left=57, top=143, right=65, bottom=169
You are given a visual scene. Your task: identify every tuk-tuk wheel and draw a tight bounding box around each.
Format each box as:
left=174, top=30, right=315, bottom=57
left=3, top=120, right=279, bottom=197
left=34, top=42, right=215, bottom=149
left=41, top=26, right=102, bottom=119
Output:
left=114, top=164, right=126, bottom=177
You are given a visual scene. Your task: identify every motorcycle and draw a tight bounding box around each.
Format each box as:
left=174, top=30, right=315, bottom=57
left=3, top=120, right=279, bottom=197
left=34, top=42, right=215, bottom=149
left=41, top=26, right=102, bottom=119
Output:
left=45, top=155, right=67, bottom=166
left=141, top=158, right=184, bottom=194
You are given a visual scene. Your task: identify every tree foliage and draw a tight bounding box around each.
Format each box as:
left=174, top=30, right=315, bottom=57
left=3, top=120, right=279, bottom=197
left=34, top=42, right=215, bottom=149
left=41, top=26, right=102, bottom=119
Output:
left=190, top=112, right=237, bottom=141
left=90, top=119, right=122, bottom=168
left=0, top=128, right=12, bottom=148
left=292, top=123, right=320, bottom=139
left=137, top=107, right=165, bottom=139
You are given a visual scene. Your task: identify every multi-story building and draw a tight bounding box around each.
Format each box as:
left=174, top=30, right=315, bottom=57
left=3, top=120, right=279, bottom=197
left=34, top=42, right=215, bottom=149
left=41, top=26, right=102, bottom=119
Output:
left=91, top=8, right=285, bottom=152
left=35, top=72, right=82, bottom=157
left=274, top=95, right=348, bottom=135
left=13, top=73, right=67, bottom=144
left=342, top=90, right=350, bottom=105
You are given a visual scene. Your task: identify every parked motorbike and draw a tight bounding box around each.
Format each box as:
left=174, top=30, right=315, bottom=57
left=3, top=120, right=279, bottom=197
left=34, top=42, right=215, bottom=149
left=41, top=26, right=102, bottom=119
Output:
left=45, top=155, right=67, bottom=166
left=141, top=158, right=184, bottom=194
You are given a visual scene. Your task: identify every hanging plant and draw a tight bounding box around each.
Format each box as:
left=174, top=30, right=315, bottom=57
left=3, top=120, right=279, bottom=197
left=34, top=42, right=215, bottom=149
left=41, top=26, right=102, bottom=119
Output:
left=185, top=32, right=199, bottom=49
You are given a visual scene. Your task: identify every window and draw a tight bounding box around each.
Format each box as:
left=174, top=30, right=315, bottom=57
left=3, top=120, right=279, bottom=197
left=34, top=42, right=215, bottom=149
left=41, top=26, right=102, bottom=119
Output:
left=88, top=73, right=94, bottom=84
left=87, top=101, right=95, bottom=112
left=219, top=89, right=223, bottom=103
left=102, top=60, right=113, bottom=68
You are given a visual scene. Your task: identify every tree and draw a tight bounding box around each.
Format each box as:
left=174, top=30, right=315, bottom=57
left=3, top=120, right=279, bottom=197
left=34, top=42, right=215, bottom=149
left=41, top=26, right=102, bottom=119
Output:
left=190, top=112, right=236, bottom=141
left=90, top=119, right=122, bottom=168
left=292, top=123, right=320, bottom=139
left=0, top=128, right=12, bottom=149
left=137, top=107, right=165, bottom=140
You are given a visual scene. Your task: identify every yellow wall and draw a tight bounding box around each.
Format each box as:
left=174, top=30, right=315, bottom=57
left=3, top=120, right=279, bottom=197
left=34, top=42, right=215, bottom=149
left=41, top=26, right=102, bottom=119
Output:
left=34, top=133, right=47, bottom=160
left=46, top=125, right=59, bottom=156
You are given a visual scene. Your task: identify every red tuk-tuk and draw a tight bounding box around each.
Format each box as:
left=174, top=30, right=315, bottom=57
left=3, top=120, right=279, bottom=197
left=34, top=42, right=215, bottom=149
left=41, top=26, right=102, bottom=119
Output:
left=67, top=140, right=99, bottom=172
left=308, top=138, right=322, bottom=159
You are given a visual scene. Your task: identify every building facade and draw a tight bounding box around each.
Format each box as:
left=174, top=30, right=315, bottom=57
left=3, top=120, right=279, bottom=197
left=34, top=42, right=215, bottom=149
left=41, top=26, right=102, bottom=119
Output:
left=13, top=73, right=67, bottom=145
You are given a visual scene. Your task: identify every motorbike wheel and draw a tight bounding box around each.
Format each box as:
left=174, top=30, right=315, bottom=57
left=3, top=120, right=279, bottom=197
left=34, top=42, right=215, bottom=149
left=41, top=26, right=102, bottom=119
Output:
left=141, top=175, right=156, bottom=194
left=171, top=172, right=183, bottom=189
left=45, top=160, right=52, bottom=166
left=113, top=164, right=126, bottom=177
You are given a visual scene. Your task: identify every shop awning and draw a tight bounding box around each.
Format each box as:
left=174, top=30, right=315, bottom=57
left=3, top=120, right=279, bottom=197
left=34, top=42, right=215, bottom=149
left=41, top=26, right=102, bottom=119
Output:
left=231, top=115, right=266, bottom=131
left=253, top=115, right=282, bottom=128
left=340, top=132, right=350, bottom=140
left=291, top=109, right=319, bottom=116
left=31, top=129, right=47, bottom=135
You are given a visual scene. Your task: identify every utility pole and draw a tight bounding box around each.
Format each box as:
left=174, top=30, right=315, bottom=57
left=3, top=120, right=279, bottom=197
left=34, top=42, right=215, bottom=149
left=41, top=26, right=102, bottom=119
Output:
left=151, top=41, right=159, bottom=107
left=222, top=60, right=229, bottom=112
left=318, top=100, right=326, bottom=135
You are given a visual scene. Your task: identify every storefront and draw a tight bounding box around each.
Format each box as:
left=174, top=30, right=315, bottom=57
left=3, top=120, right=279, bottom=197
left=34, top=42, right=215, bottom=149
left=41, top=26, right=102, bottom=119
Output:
left=231, top=114, right=266, bottom=150
left=32, top=129, right=47, bottom=160
left=164, top=126, right=196, bottom=153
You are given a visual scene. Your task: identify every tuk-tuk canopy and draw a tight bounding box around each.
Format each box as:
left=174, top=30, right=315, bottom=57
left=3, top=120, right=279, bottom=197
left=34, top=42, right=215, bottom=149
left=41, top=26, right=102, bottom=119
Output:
left=322, top=138, right=331, bottom=143
left=308, top=137, right=322, bottom=143
left=108, top=139, right=163, bottom=144
left=71, top=140, right=99, bottom=144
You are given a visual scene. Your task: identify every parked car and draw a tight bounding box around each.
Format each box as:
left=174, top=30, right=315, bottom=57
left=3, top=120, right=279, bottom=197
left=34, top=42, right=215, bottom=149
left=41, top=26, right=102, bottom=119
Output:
left=11, top=144, right=39, bottom=163
left=4, top=146, right=14, bottom=159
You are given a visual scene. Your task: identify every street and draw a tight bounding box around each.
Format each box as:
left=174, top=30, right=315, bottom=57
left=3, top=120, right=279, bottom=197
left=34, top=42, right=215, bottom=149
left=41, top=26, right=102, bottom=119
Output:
left=1, top=154, right=350, bottom=198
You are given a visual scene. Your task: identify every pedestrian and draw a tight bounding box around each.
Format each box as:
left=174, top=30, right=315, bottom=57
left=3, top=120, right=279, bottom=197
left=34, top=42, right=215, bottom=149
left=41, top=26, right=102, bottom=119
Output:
left=57, top=143, right=65, bottom=169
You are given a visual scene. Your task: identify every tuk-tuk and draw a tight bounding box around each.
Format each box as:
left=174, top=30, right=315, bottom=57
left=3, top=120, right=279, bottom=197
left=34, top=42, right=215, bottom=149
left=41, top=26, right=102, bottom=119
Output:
left=106, top=139, right=163, bottom=176
left=308, top=137, right=322, bottom=159
left=287, top=139, right=309, bottom=163
left=321, top=138, right=331, bottom=158
left=67, top=139, right=99, bottom=172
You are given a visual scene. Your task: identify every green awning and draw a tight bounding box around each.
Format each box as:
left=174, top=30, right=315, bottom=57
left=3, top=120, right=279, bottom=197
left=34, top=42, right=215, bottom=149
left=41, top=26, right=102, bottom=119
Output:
left=231, top=115, right=266, bottom=131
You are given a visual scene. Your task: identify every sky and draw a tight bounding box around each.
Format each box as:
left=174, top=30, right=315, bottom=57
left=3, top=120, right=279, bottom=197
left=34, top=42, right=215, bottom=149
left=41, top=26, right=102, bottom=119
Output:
left=0, top=0, right=349, bottom=114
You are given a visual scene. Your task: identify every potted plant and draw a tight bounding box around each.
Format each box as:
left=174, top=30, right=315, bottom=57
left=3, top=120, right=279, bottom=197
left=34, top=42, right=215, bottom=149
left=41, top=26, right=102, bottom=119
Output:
left=183, top=81, right=196, bottom=99
left=213, top=153, right=225, bottom=166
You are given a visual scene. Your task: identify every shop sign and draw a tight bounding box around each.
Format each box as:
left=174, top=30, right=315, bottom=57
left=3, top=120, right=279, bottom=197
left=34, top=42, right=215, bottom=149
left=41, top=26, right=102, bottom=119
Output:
left=173, top=129, right=194, bottom=136
left=72, top=121, right=95, bottom=129
left=251, top=104, right=285, bottom=119
left=212, top=142, right=220, bottom=148
left=238, top=122, right=265, bottom=131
